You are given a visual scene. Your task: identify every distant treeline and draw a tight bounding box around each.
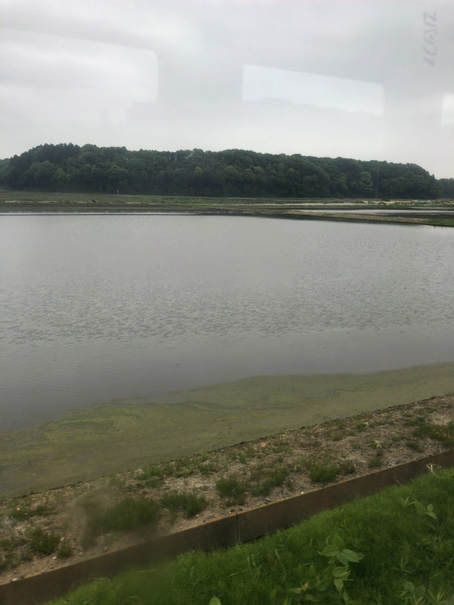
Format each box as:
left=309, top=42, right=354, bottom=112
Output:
left=438, top=178, right=454, bottom=197
left=0, top=143, right=450, bottom=199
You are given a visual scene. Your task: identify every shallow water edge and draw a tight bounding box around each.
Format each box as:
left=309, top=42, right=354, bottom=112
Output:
left=1, top=361, right=453, bottom=499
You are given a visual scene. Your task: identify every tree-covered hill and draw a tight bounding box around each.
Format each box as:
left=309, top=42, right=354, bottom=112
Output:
left=0, top=143, right=443, bottom=199
left=438, top=178, right=454, bottom=198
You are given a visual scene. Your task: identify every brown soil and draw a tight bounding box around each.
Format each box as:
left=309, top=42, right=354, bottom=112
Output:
left=1, top=393, right=453, bottom=586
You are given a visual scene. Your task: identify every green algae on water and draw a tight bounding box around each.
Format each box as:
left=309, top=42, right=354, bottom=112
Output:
left=1, top=361, right=454, bottom=499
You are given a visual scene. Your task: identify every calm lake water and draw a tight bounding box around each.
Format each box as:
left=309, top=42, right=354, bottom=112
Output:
left=1, top=215, right=454, bottom=430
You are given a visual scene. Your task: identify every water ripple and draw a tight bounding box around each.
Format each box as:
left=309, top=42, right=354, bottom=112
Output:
left=1, top=215, right=453, bottom=429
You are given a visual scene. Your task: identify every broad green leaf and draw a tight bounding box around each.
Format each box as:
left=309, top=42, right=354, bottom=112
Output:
left=341, top=548, right=364, bottom=562
left=332, top=566, right=350, bottom=579
left=320, top=545, right=339, bottom=557
left=332, top=534, right=345, bottom=549
left=334, top=578, right=344, bottom=592
left=414, top=501, right=426, bottom=515
left=209, top=598, right=222, bottom=605
left=336, top=552, right=349, bottom=566
left=318, top=578, right=331, bottom=591
left=303, top=595, right=319, bottom=602
left=290, top=588, right=304, bottom=594
left=426, top=504, right=438, bottom=519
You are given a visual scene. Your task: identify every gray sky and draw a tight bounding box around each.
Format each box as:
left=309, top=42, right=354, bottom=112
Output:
left=1, top=0, right=453, bottom=177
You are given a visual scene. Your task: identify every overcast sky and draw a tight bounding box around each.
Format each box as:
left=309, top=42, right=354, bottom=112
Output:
left=1, top=0, right=453, bottom=177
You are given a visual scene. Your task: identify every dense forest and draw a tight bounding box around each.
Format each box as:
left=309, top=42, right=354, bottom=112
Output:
left=438, top=178, right=454, bottom=198
left=0, top=143, right=448, bottom=199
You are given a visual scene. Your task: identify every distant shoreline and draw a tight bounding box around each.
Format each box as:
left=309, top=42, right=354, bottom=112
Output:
left=1, top=199, right=454, bottom=227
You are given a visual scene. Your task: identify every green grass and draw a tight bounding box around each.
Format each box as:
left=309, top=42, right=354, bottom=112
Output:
left=2, top=363, right=454, bottom=500
left=250, top=466, right=291, bottom=497
left=339, top=461, right=356, bottom=475
left=0, top=537, right=25, bottom=570
left=8, top=501, right=51, bottom=520
left=136, top=465, right=166, bottom=488
left=28, top=527, right=60, bottom=556
left=406, top=440, right=425, bottom=452
left=161, top=491, right=208, bottom=519
left=354, top=422, right=368, bottom=432
left=197, top=461, right=219, bottom=475
left=45, top=467, right=454, bottom=605
left=391, top=434, right=406, bottom=442
left=168, top=457, right=197, bottom=478
left=83, top=496, right=160, bottom=545
left=367, top=451, right=385, bottom=469
left=136, top=456, right=218, bottom=486
left=306, top=459, right=341, bottom=483
left=331, top=430, right=345, bottom=441
left=427, top=218, right=454, bottom=227
left=56, top=539, right=73, bottom=559
left=413, top=421, right=454, bottom=448
left=215, top=476, right=248, bottom=505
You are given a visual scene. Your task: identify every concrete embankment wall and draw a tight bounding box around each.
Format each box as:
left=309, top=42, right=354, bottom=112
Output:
left=1, top=449, right=453, bottom=605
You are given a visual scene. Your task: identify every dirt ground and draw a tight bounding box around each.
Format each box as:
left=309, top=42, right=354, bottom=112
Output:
left=1, top=393, right=453, bottom=585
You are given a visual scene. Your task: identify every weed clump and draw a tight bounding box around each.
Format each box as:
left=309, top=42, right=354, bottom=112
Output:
left=306, top=460, right=341, bottom=483
left=0, top=538, right=23, bottom=570
left=216, top=476, right=247, bottom=505
left=84, top=496, right=160, bottom=545
left=331, top=431, right=344, bottom=442
left=8, top=502, right=50, bottom=520
left=269, top=437, right=290, bottom=453
left=406, top=440, right=424, bottom=452
left=168, top=458, right=196, bottom=478
left=367, top=450, right=384, bottom=468
left=412, top=421, right=454, bottom=448
left=354, top=422, right=368, bottom=432
left=57, top=539, right=73, bottom=559
left=136, top=465, right=165, bottom=487
left=197, top=461, right=219, bottom=475
left=136, top=458, right=198, bottom=483
left=161, top=491, right=208, bottom=519
left=250, top=466, right=291, bottom=497
left=28, top=527, right=60, bottom=556
left=339, top=461, right=356, bottom=475
left=403, top=414, right=429, bottom=427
